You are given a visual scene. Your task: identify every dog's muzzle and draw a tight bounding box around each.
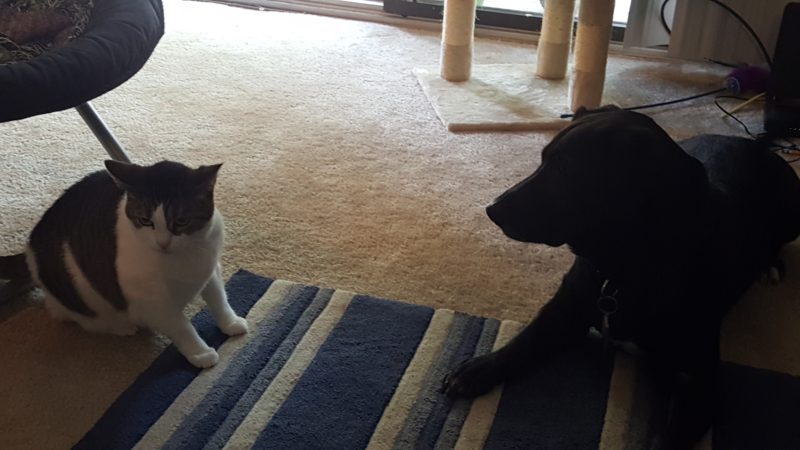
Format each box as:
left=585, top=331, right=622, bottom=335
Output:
left=486, top=202, right=528, bottom=242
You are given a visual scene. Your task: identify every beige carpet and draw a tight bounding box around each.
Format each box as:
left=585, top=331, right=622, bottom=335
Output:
left=0, top=1, right=797, bottom=448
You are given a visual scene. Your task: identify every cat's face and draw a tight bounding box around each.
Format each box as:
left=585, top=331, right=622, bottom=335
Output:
left=105, top=160, right=222, bottom=252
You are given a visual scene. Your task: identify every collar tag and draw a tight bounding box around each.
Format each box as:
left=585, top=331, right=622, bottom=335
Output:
left=598, top=280, right=619, bottom=353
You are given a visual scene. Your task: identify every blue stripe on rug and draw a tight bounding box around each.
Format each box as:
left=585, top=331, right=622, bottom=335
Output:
left=73, top=270, right=272, bottom=450
left=163, top=285, right=324, bottom=450
left=483, top=344, right=614, bottom=450
left=412, top=314, right=485, bottom=450
left=434, top=318, right=501, bottom=450
left=251, top=295, right=434, bottom=450
left=392, top=312, right=477, bottom=450
left=202, top=288, right=335, bottom=450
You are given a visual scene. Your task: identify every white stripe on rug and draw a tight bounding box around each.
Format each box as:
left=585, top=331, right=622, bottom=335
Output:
left=132, top=280, right=295, bottom=450
left=453, top=320, right=524, bottom=450
left=365, top=309, right=456, bottom=450
left=599, top=353, right=639, bottom=450
left=222, top=290, right=355, bottom=450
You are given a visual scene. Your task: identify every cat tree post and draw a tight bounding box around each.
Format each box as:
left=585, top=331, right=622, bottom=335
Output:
left=440, top=0, right=477, bottom=81
left=536, top=0, right=576, bottom=80
left=570, top=0, right=615, bottom=111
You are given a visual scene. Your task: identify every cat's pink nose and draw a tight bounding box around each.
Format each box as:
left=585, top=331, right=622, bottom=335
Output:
left=157, top=239, right=172, bottom=251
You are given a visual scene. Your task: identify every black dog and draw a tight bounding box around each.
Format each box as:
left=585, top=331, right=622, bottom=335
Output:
left=443, top=106, right=800, bottom=449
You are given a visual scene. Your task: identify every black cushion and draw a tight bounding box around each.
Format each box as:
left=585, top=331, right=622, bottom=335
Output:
left=0, top=0, right=164, bottom=122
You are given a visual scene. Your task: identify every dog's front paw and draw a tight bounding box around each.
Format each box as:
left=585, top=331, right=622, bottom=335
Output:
left=187, top=348, right=219, bottom=369
left=762, top=258, right=786, bottom=284
left=220, top=316, right=249, bottom=336
left=443, top=353, right=506, bottom=398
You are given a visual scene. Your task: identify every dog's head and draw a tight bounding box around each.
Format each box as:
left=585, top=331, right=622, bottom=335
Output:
left=486, top=106, right=708, bottom=252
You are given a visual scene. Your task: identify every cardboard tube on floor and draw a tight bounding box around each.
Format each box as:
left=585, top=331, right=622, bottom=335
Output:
left=536, top=0, right=576, bottom=80
left=441, top=0, right=477, bottom=81
left=570, top=0, right=615, bottom=111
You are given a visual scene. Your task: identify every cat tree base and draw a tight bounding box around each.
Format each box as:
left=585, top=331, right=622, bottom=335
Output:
left=415, top=64, right=572, bottom=132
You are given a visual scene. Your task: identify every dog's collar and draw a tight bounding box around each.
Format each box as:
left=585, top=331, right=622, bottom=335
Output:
left=598, top=279, right=619, bottom=354
left=598, top=279, right=619, bottom=313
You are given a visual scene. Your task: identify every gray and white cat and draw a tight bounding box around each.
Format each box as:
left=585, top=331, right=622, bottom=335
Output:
left=0, top=160, right=247, bottom=368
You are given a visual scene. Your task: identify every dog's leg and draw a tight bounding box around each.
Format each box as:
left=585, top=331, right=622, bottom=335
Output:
left=443, top=257, right=602, bottom=398
left=651, top=327, right=720, bottom=450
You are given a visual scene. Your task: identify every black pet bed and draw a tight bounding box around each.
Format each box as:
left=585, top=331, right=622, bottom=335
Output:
left=0, top=0, right=164, bottom=162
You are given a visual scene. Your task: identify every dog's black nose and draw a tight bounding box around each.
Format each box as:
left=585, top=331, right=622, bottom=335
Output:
left=486, top=202, right=502, bottom=225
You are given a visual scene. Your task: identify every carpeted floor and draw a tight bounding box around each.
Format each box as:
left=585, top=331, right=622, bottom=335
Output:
left=1, top=0, right=798, bottom=448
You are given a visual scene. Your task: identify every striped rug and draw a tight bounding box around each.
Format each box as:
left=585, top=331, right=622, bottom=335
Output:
left=74, top=270, right=800, bottom=449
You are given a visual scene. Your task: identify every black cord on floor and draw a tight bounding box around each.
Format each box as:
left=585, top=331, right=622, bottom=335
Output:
left=560, top=88, right=725, bottom=119
left=714, top=95, right=757, bottom=138
left=626, top=88, right=727, bottom=112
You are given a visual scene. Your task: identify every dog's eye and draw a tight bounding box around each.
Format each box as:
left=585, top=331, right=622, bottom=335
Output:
left=138, top=217, right=154, bottom=227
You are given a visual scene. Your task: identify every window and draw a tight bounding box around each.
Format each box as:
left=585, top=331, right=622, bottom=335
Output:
left=383, top=0, right=630, bottom=42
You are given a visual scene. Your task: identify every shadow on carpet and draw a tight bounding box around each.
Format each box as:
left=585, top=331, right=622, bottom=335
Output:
left=74, top=270, right=800, bottom=449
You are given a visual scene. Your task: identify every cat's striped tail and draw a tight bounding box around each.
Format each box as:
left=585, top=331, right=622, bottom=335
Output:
left=0, top=253, right=30, bottom=280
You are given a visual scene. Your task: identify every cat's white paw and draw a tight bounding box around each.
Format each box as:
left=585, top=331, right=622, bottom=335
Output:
left=220, top=316, right=249, bottom=336
left=187, top=348, right=219, bottom=368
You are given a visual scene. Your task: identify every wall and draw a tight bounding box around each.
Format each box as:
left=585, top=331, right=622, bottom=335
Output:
left=669, top=0, right=793, bottom=66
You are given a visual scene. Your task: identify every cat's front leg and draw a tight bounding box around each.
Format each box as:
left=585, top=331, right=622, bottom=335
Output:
left=148, top=309, right=219, bottom=368
left=202, top=264, right=248, bottom=336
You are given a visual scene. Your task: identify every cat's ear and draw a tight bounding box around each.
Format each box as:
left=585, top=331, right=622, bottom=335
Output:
left=194, top=163, right=222, bottom=191
left=105, top=160, right=145, bottom=191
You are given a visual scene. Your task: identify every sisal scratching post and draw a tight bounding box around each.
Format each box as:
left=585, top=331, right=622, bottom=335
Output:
left=536, top=0, right=576, bottom=80
left=440, top=0, right=477, bottom=81
left=569, top=0, right=615, bottom=111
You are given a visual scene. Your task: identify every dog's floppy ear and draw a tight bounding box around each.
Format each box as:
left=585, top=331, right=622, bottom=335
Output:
left=572, top=104, right=621, bottom=121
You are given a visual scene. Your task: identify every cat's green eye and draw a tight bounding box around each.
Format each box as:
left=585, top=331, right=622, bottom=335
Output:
left=174, top=217, right=190, bottom=227
left=138, top=217, right=154, bottom=227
